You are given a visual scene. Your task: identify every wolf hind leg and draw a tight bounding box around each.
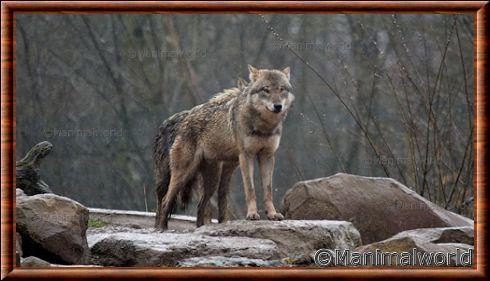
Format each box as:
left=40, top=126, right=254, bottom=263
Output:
left=154, top=169, right=170, bottom=228
left=218, top=161, right=238, bottom=223
left=156, top=163, right=200, bottom=231
left=156, top=140, right=201, bottom=231
left=196, top=161, right=222, bottom=227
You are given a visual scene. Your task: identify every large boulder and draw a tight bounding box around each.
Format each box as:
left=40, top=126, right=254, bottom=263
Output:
left=355, top=226, right=474, bottom=266
left=195, top=220, right=361, bottom=258
left=89, top=227, right=279, bottom=266
left=16, top=193, right=90, bottom=264
left=282, top=173, right=473, bottom=244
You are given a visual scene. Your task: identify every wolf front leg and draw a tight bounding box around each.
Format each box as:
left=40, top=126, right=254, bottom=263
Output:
left=239, top=153, right=260, bottom=220
left=258, top=152, right=284, bottom=220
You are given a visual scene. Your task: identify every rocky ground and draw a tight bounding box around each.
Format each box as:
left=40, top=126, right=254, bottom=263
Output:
left=16, top=173, right=475, bottom=267
left=86, top=220, right=361, bottom=267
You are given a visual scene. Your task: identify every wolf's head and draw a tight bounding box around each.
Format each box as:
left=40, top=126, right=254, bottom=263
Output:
left=246, top=65, right=294, bottom=115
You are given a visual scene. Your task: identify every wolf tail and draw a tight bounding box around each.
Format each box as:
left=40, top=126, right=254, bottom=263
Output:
left=154, top=110, right=204, bottom=226
left=153, top=111, right=191, bottom=226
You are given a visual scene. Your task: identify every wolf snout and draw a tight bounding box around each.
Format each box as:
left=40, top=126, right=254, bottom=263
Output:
left=273, top=104, right=283, bottom=113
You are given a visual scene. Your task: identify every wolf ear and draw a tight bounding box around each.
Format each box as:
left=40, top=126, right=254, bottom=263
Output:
left=248, top=64, right=260, bottom=82
left=237, top=77, right=247, bottom=91
left=282, top=67, right=291, bottom=80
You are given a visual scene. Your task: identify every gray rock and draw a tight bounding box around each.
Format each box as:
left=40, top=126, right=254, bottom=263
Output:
left=282, top=173, right=473, bottom=244
left=355, top=227, right=474, bottom=266
left=16, top=193, right=90, bottom=265
left=90, top=229, right=279, bottom=267
left=196, top=220, right=361, bottom=258
left=16, top=188, right=26, bottom=198
left=16, top=232, right=23, bottom=265
left=389, top=226, right=473, bottom=245
left=21, top=256, right=52, bottom=267
left=16, top=232, right=23, bottom=257
left=177, top=256, right=284, bottom=267
left=20, top=256, right=101, bottom=268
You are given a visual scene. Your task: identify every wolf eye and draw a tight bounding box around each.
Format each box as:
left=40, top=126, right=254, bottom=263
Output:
left=261, top=87, right=270, bottom=93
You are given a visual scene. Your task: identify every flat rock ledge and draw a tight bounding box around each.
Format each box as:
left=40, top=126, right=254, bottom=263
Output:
left=88, top=220, right=361, bottom=267
left=196, top=220, right=362, bottom=258
left=89, top=228, right=278, bottom=267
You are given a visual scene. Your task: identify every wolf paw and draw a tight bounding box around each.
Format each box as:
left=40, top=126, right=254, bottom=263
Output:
left=246, top=212, right=260, bottom=220
left=267, top=212, right=284, bottom=221
left=155, top=225, right=168, bottom=232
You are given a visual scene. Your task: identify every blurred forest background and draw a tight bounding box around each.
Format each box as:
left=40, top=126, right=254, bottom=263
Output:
left=16, top=14, right=474, bottom=218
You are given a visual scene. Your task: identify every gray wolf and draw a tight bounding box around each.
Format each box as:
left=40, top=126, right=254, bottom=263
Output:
left=154, top=65, right=294, bottom=230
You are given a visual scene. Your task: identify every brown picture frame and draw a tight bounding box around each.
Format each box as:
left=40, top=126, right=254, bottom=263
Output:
left=1, top=1, right=488, bottom=279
